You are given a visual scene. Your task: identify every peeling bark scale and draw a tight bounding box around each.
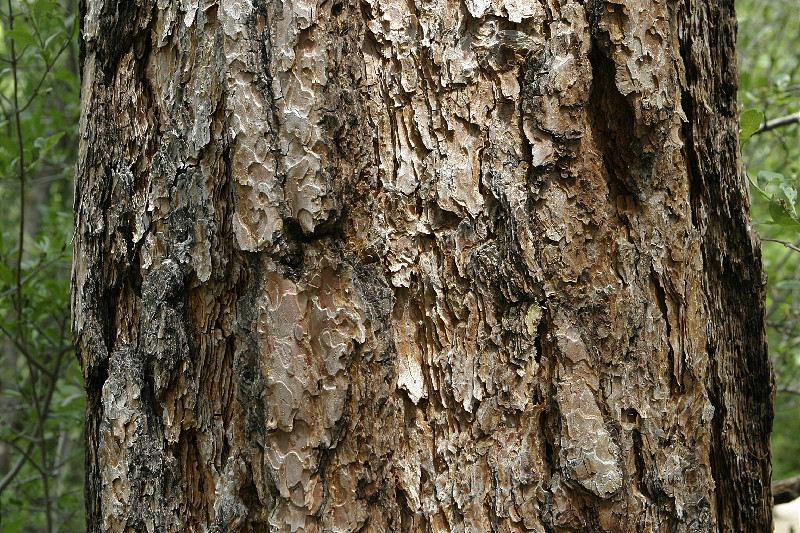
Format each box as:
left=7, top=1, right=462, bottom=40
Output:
left=73, top=0, right=773, bottom=531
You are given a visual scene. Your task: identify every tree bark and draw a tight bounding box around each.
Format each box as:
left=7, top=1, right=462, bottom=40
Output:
left=73, top=0, right=773, bottom=531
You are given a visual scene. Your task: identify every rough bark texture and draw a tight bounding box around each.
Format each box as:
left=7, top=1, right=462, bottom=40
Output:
left=73, top=0, right=773, bottom=531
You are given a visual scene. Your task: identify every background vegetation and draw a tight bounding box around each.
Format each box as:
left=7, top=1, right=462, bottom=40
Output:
left=0, top=1, right=83, bottom=531
left=738, top=0, right=800, bottom=484
left=0, top=0, right=796, bottom=531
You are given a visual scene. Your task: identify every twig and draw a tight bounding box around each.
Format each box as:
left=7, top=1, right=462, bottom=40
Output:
left=0, top=252, right=67, bottom=301
left=8, top=0, right=26, bottom=348
left=774, top=474, right=800, bottom=505
left=18, top=31, right=77, bottom=115
left=0, top=321, right=56, bottom=378
left=761, top=237, right=800, bottom=253
left=755, top=111, right=800, bottom=135
left=0, top=445, right=33, bottom=494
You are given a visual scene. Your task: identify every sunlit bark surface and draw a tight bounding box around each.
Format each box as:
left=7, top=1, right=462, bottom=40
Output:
left=73, top=0, right=772, bottom=531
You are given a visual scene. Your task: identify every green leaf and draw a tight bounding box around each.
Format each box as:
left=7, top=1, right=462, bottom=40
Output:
left=757, top=170, right=784, bottom=191
left=54, top=67, right=77, bottom=85
left=776, top=280, right=800, bottom=290
left=1, top=513, right=26, bottom=533
left=0, top=261, right=13, bottom=289
left=65, top=13, right=77, bottom=33
left=775, top=73, right=791, bottom=88
left=749, top=174, right=771, bottom=199
left=31, top=132, right=66, bottom=167
left=44, top=30, right=64, bottom=50
left=779, top=179, right=798, bottom=209
left=769, top=197, right=800, bottom=232
left=33, top=0, right=59, bottom=20
left=4, top=28, right=39, bottom=49
left=740, top=108, right=764, bottom=144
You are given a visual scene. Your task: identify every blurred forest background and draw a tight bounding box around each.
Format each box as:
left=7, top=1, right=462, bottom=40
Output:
left=0, top=0, right=797, bottom=530
left=738, top=0, right=800, bottom=487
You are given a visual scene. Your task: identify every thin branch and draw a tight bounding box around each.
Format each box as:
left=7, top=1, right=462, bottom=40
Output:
left=774, top=474, right=800, bottom=505
left=0, top=252, right=67, bottom=301
left=777, top=387, right=800, bottom=397
left=2, top=437, right=44, bottom=475
left=755, top=111, right=800, bottom=135
left=8, top=0, right=27, bottom=349
left=0, top=170, right=77, bottom=188
left=32, top=320, right=63, bottom=351
left=0, top=88, right=14, bottom=109
left=0, top=444, right=34, bottom=494
left=11, top=433, right=47, bottom=444
left=0, top=321, right=56, bottom=378
left=18, top=32, right=76, bottom=115
left=8, top=475, right=40, bottom=490
left=761, top=237, right=800, bottom=253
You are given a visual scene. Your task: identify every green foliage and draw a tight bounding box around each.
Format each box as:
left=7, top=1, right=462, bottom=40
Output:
left=738, top=0, right=800, bottom=483
left=748, top=169, right=800, bottom=231
left=740, top=108, right=764, bottom=145
left=0, top=1, right=83, bottom=531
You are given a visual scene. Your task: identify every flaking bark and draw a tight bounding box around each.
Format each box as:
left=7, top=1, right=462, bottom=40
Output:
left=73, top=0, right=773, bottom=531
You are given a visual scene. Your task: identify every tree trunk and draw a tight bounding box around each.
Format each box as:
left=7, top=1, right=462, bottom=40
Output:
left=73, top=0, right=773, bottom=531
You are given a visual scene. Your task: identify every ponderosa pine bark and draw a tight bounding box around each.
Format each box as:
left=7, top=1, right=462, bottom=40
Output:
left=73, top=0, right=773, bottom=531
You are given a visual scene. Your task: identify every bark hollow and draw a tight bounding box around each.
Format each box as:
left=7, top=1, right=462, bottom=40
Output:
left=73, top=0, right=773, bottom=531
